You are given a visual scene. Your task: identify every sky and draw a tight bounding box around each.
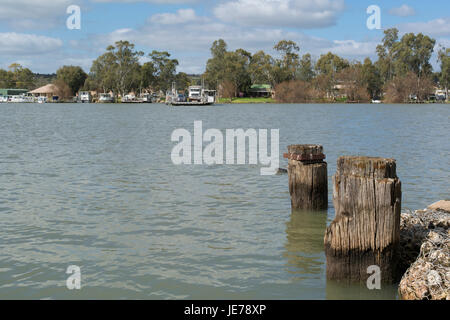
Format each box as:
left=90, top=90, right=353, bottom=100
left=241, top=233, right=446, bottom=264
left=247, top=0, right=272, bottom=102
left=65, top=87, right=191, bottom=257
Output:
left=0, top=0, right=449, bottom=74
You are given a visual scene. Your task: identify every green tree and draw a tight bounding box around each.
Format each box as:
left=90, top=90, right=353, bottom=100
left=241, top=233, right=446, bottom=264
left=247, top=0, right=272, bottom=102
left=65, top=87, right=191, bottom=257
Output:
left=204, top=39, right=228, bottom=89
left=175, top=72, right=191, bottom=91
left=149, top=50, right=179, bottom=93
left=0, top=68, right=14, bottom=88
left=315, top=52, right=349, bottom=76
left=89, top=41, right=144, bottom=96
left=222, top=49, right=252, bottom=96
left=56, top=65, right=87, bottom=95
left=89, top=51, right=116, bottom=93
left=110, top=41, right=144, bottom=96
left=361, top=58, right=382, bottom=99
left=139, top=62, right=156, bottom=92
left=438, top=47, right=450, bottom=99
left=6, top=63, right=34, bottom=89
left=392, top=32, right=435, bottom=78
left=248, top=50, right=275, bottom=85
left=376, top=28, right=399, bottom=82
left=297, top=53, right=315, bottom=82
left=273, top=40, right=300, bottom=82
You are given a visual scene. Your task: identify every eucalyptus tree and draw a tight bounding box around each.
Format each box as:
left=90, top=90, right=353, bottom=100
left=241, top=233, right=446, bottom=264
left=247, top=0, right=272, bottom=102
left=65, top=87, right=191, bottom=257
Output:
left=149, top=50, right=179, bottom=93
left=248, top=50, right=275, bottom=85
left=204, top=39, right=228, bottom=89
left=297, top=53, right=315, bottom=82
left=273, top=40, right=300, bottom=82
left=376, top=28, right=399, bottom=82
left=361, top=58, right=382, bottom=99
left=109, top=41, right=144, bottom=96
left=4, top=63, right=34, bottom=89
left=438, top=47, right=449, bottom=98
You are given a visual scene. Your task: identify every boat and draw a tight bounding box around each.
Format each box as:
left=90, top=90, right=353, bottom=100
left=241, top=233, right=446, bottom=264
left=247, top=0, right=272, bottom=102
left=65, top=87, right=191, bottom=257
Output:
left=122, top=94, right=142, bottom=103
left=37, top=96, right=47, bottom=104
left=166, top=82, right=216, bottom=106
left=139, top=93, right=154, bottom=103
left=371, top=99, right=382, bottom=104
left=79, top=91, right=92, bottom=103
left=98, top=93, right=115, bottom=103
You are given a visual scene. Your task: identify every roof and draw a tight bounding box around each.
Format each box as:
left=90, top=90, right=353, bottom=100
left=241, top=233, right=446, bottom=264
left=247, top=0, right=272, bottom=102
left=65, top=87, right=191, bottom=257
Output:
left=29, top=84, right=59, bottom=94
left=0, top=88, right=29, bottom=95
left=250, top=84, right=272, bottom=90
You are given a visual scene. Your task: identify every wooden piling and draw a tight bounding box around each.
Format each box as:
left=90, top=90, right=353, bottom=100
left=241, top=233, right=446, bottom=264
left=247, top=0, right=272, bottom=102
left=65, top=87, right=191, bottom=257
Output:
left=324, top=156, right=402, bottom=283
left=285, top=145, right=328, bottom=210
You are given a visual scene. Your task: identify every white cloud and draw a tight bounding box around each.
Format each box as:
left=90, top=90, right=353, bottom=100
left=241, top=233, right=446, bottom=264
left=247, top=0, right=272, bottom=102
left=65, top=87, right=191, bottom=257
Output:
left=214, top=0, right=345, bottom=28
left=149, top=9, right=203, bottom=25
left=388, top=5, right=416, bottom=17
left=0, top=33, right=63, bottom=55
left=84, top=7, right=379, bottom=74
left=326, top=40, right=378, bottom=58
left=398, top=18, right=450, bottom=37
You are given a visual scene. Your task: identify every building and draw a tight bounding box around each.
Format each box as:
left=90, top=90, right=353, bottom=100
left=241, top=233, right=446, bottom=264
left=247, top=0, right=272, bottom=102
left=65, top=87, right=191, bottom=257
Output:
left=0, top=88, right=29, bottom=97
left=29, top=84, right=61, bottom=100
left=248, top=84, right=274, bottom=98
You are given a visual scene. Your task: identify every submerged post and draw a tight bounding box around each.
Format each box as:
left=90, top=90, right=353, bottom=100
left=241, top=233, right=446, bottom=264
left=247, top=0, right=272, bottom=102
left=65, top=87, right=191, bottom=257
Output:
left=324, top=156, right=402, bottom=283
left=285, top=145, right=328, bottom=210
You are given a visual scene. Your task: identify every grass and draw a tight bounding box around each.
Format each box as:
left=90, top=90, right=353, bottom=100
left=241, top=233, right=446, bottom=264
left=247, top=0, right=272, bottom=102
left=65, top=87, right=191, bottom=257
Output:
left=218, top=97, right=275, bottom=104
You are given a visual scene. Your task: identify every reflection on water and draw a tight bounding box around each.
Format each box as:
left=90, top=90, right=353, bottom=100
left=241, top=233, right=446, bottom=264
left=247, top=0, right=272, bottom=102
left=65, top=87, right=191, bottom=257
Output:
left=284, top=210, right=327, bottom=278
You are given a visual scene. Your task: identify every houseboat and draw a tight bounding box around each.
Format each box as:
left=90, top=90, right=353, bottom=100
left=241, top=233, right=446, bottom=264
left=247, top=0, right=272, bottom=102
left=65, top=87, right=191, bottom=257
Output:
left=98, top=93, right=115, bottom=103
left=79, top=91, right=92, bottom=103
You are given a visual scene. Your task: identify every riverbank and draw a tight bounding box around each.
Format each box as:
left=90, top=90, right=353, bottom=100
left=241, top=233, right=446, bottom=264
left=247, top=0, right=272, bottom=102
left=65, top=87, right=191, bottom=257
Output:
left=216, top=97, right=450, bottom=105
left=399, top=201, right=450, bottom=300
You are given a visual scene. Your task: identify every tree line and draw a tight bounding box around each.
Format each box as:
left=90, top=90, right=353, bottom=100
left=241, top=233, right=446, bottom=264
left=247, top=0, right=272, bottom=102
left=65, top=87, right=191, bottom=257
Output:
left=204, top=28, right=449, bottom=103
left=0, top=28, right=449, bottom=103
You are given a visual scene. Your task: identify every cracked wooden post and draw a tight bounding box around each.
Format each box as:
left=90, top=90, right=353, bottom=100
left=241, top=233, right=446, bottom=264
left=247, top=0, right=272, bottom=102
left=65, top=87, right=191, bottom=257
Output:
left=324, top=156, right=402, bottom=283
left=285, top=145, right=328, bottom=210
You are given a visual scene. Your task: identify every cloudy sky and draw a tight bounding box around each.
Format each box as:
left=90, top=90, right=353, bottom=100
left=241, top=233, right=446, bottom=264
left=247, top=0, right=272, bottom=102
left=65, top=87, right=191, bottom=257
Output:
left=0, top=0, right=449, bottom=74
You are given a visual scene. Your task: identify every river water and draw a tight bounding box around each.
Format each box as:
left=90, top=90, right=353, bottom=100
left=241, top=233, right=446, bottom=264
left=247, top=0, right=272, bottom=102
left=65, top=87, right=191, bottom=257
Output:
left=0, top=103, right=448, bottom=299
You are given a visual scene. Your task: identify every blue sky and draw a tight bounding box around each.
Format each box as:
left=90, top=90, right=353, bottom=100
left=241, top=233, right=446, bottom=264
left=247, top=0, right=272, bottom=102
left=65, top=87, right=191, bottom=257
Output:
left=0, top=0, right=448, bottom=74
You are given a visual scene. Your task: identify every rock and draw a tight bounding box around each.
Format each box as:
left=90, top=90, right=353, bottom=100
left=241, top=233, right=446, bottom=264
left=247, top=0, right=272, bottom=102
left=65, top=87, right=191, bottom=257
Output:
left=398, top=208, right=449, bottom=300
left=428, top=200, right=450, bottom=213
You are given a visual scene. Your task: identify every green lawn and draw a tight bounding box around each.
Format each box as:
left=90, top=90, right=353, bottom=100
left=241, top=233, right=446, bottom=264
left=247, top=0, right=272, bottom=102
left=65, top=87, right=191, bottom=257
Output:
left=218, top=97, right=275, bottom=104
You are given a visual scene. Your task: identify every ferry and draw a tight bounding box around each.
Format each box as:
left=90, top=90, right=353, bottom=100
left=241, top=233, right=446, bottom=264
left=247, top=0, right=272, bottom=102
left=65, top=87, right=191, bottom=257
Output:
left=166, top=83, right=216, bottom=106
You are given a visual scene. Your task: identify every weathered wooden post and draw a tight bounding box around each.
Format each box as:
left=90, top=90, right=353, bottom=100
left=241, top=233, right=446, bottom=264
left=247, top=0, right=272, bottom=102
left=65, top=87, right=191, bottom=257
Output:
left=324, top=156, right=402, bottom=283
left=285, top=145, right=328, bottom=210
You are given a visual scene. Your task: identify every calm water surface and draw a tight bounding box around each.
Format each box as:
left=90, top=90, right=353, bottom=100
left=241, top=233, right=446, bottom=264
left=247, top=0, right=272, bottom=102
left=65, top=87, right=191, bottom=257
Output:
left=0, top=103, right=448, bottom=299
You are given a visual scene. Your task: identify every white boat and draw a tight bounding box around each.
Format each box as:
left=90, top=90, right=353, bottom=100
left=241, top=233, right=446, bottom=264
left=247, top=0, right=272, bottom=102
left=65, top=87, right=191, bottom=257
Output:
left=139, top=93, right=154, bottom=103
left=79, top=91, right=92, bottom=103
left=371, top=100, right=382, bottom=104
left=98, top=93, right=115, bottom=103
left=0, top=95, right=8, bottom=103
left=10, top=94, right=34, bottom=103
left=37, top=96, right=48, bottom=104
left=167, top=82, right=216, bottom=106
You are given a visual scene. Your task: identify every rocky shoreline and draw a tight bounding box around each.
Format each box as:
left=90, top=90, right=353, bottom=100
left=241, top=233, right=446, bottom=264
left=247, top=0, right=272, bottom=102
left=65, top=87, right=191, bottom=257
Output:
left=398, top=201, right=450, bottom=300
